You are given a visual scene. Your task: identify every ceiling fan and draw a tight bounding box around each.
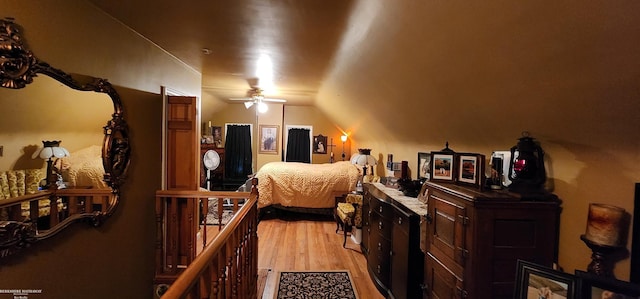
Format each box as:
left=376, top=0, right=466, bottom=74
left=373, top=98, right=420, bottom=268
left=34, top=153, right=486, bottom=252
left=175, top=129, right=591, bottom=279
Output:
left=229, top=78, right=286, bottom=113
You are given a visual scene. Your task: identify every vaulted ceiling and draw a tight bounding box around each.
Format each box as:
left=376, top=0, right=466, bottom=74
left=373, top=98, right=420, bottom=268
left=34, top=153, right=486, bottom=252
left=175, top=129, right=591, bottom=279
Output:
left=89, top=0, right=356, bottom=106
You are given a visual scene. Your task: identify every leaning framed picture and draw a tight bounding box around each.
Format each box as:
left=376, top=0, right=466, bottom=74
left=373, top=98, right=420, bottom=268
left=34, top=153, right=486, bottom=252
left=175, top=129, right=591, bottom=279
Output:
left=576, top=270, right=640, bottom=299
left=417, top=152, right=431, bottom=180
left=259, top=125, right=279, bottom=154
left=514, top=259, right=576, bottom=299
left=430, top=151, right=456, bottom=183
left=456, top=153, right=485, bottom=189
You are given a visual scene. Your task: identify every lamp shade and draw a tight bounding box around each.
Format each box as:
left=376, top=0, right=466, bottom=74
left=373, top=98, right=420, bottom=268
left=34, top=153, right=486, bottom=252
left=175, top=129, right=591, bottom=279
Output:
left=350, top=148, right=377, bottom=166
left=32, top=140, right=70, bottom=160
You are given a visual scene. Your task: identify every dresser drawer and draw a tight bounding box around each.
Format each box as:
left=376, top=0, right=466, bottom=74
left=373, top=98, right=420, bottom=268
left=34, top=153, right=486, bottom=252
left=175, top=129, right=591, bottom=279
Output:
left=368, top=232, right=391, bottom=286
left=369, top=210, right=392, bottom=238
left=393, top=208, right=411, bottom=235
left=369, top=196, right=393, bottom=219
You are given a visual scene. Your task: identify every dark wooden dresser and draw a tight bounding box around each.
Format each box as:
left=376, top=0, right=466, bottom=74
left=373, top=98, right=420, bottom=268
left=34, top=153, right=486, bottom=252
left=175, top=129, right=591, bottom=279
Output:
left=421, top=181, right=560, bottom=299
left=363, top=183, right=427, bottom=299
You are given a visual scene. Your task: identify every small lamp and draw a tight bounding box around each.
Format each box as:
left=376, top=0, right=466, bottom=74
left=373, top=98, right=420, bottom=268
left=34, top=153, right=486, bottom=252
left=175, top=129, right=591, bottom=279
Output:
left=32, top=140, right=70, bottom=189
left=350, top=148, right=377, bottom=175
left=340, top=135, right=347, bottom=161
left=508, top=132, right=546, bottom=193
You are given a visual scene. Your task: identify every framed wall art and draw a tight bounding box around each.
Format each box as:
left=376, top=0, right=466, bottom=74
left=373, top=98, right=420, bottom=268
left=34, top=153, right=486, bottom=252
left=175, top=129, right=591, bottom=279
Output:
left=456, top=153, right=485, bottom=190
left=259, top=125, right=279, bottom=154
left=417, top=152, right=431, bottom=180
left=430, top=151, right=456, bottom=183
left=514, top=259, right=576, bottom=299
left=313, top=134, right=327, bottom=154
left=576, top=270, right=640, bottom=299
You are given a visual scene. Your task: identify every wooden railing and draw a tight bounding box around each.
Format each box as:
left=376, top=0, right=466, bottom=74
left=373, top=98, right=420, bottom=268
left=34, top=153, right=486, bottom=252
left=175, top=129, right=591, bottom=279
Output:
left=155, top=180, right=259, bottom=298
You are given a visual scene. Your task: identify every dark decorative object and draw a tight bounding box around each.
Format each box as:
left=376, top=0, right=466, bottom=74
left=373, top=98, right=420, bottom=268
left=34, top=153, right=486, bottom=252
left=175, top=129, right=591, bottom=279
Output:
left=397, top=178, right=424, bottom=197
left=508, top=131, right=546, bottom=193
left=580, top=235, right=625, bottom=278
left=0, top=18, right=130, bottom=259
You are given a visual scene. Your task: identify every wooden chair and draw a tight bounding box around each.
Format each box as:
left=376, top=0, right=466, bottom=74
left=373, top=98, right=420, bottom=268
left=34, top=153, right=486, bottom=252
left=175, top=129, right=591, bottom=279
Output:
left=334, top=193, right=363, bottom=247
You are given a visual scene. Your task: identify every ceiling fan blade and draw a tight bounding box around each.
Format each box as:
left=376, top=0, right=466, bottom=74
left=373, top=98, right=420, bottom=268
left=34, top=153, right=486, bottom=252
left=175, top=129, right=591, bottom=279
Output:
left=244, top=102, right=254, bottom=109
left=263, top=98, right=286, bottom=103
left=229, top=97, right=253, bottom=101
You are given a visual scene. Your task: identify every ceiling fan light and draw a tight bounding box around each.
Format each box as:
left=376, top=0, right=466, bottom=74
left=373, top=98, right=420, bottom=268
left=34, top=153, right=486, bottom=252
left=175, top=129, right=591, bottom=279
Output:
left=257, top=102, right=268, bottom=113
left=244, top=101, right=254, bottom=109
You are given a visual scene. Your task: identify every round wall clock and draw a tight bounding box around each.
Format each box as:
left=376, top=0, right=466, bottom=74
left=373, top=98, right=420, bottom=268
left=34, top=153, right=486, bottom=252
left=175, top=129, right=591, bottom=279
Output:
left=203, top=149, right=220, bottom=171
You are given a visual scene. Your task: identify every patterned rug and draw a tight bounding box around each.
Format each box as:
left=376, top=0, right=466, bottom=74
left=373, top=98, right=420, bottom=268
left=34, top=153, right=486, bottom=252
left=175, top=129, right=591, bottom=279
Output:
left=274, top=270, right=358, bottom=299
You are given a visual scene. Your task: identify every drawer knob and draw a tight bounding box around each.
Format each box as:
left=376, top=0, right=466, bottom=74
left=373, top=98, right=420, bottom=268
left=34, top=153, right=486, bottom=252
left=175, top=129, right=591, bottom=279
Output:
left=378, top=221, right=383, bottom=230
left=379, top=206, right=383, bottom=213
left=378, top=242, right=382, bottom=250
left=398, top=217, right=403, bottom=225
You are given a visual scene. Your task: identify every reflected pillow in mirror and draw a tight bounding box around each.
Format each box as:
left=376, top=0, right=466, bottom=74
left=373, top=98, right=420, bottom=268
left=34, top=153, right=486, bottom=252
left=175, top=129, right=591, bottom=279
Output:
left=0, top=172, right=8, bottom=200
left=24, top=169, right=43, bottom=194
left=14, top=170, right=25, bottom=196
left=6, top=170, right=18, bottom=198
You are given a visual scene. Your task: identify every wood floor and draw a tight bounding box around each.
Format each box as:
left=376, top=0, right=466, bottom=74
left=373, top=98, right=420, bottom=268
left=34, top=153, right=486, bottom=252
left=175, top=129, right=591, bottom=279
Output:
left=257, top=213, right=385, bottom=299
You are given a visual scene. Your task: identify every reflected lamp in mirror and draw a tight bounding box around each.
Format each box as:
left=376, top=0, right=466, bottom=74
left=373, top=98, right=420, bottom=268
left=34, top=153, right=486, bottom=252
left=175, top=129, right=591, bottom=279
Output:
left=351, top=148, right=377, bottom=175
left=32, top=140, right=70, bottom=189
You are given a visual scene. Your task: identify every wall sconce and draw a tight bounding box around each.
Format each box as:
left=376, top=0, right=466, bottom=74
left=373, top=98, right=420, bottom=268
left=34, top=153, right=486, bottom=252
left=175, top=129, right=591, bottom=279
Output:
left=32, top=140, right=70, bottom=189
left=340, top=135, right=347, bottom=161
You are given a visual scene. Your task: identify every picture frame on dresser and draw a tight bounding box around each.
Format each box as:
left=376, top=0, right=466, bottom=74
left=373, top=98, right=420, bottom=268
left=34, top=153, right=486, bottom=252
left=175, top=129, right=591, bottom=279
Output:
left=514, top=259, right=576, bottom=299
left=417, top=152, right=431, bottom=180
left=576, top=270, right=640, bottom=299
left=456, top=153, right=485, bottom=190
left=430, top=151, right=456, bottom=182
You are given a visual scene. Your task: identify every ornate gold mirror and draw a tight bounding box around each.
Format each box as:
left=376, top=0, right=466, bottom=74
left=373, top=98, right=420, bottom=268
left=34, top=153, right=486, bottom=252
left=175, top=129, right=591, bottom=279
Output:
left=0, top=18, right=130, bottom=258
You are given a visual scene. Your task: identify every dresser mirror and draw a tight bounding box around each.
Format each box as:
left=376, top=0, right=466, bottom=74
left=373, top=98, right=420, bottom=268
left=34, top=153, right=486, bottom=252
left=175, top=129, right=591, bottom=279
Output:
left=0, top=18, right=130, bottom=259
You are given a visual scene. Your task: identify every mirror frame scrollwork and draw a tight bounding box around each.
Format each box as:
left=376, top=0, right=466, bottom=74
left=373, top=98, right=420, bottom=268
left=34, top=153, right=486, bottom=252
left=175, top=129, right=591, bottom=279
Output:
left=0, top=18, right=130, bottom=258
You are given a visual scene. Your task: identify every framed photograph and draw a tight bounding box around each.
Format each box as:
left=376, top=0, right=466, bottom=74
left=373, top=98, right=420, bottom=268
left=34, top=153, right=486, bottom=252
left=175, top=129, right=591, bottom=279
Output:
left=417, top=152, right=431, bottom=180
left=456, top=153, right=485, bottom=189
left=576, top=270, right=640, bottom=299
left=515, top=259, right=576, bottom=299
left=259, top=125, right=279, bottom=154
left=211, top=126, right=223, bottom=148
left=313, top=134, right=327, bottom=154
left=430, top=151, right=456, bottom=182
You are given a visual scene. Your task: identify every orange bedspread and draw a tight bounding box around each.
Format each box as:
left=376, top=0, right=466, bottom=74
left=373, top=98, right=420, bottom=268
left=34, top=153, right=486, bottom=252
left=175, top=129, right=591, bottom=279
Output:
left=256, top=161, right=360, bottom=209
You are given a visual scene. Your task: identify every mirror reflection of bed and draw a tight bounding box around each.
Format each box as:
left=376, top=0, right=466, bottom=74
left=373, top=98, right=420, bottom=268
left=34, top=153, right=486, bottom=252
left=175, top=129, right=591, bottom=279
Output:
left=0, top=74, right=113, bottom=230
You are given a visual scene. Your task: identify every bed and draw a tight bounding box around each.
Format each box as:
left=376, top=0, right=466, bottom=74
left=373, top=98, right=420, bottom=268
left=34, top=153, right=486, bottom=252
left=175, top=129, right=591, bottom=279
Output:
left=255, top=161, right=360, bottom=211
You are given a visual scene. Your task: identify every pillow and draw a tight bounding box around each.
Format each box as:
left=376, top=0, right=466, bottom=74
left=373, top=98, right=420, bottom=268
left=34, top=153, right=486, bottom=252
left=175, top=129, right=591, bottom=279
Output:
left=24, top=169, right=43, bottom=194
left=14, top=170, right=26, bottom=196
left=0, top=172, right=8, bottom=200
left=6, top=170, right=18, bottom=198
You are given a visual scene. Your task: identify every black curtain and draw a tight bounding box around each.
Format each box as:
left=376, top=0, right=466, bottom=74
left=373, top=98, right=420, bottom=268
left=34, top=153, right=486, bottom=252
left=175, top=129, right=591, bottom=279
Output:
left=285, top=128, right=311, bottom=163
left=224, top=125, right=253, bottom=180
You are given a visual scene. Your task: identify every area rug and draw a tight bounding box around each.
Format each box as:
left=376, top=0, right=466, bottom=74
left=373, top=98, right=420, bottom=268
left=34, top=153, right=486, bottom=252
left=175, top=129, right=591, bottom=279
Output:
left=274, top=270, right=358, bottom=299
left=205, top=199, right=234, bottom=225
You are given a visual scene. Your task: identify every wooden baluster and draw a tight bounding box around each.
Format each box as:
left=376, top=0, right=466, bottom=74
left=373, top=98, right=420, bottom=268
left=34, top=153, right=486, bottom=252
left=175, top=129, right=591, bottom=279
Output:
left=169, top=197, right=179, bottom=274
left=201, top=198, right=208, bottom=248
